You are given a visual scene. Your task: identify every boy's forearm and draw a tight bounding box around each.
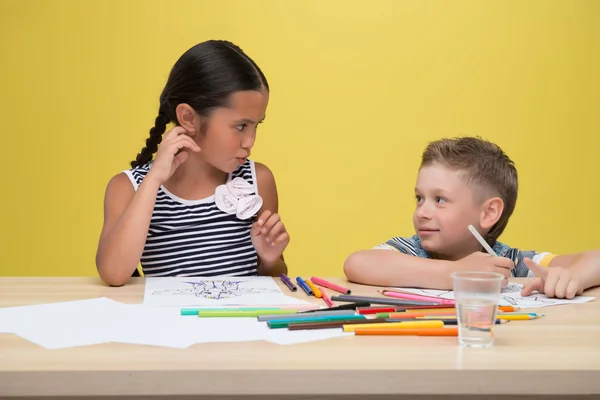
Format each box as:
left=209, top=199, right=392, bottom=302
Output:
left=343, top=250, right=454, bottom=289
left=571, top=250, right=600, bottom=290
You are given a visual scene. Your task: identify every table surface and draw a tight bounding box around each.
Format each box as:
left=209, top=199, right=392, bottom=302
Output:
left=1, top=277, right=599, bottom=397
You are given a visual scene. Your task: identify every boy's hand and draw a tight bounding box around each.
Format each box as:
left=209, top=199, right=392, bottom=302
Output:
left=521, top=258, right=583, bottom=299
left=452, top=252, right=514, bottom=287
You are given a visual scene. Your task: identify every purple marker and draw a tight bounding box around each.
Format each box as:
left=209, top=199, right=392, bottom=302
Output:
left=280, top=273, right=297, bottom=292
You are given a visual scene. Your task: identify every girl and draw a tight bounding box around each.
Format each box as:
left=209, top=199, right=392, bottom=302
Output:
left=96, top=40, right=289, bottom=286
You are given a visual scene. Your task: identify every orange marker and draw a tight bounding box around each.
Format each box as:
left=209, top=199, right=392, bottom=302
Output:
left=355, top=327, right=458, bottom=336
left=305, top=281, right=322, bottom=298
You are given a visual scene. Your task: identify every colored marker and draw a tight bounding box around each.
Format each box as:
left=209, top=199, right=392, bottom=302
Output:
left=385, top=311, right=456, bottom=319
left=268, top=314, right=366, bottom=329
left=384, top=318, right=507, bottom=325
left=399, top=308, right=457, bottom=314
left=296, top=277, right=313, bottom=295
left=288, top=318, right=389, bottom=331
left=357, top=307, right=397, bottom=315
left=305, top=280, right=322, bottom=298
left=280, top=273, right=297, bottom=292
left=355, top=327, right=459, bottom=336
left=342, top=320, right=444, bottom=332
left=382, top=290, right=455, bottom=306
left=198, top=309, right=297, bottom=318
left=181, top=307, right=281, bottom=315
left=331, top=294, right=440, bottom=306
left=257, top=309, right=355, bottom=321
left=310, top=277, right=352, bottom=295
left=468, top=224, right=497, bottom=256
left=320, top=289, right=334, bottom=307
left=298, top=301, right=370, bottom=313
left=497, top=314, right=543, bottom=321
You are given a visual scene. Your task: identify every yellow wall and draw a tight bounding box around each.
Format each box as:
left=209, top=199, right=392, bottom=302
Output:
left=1, top=0, right=598, bottom=277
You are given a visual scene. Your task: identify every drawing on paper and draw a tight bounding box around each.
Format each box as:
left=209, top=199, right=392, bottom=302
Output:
left=501, top=284, right=522, bottom=293
left=151, top=279, right=280, bottom=300
left=392, top=283, right=585, bottom=308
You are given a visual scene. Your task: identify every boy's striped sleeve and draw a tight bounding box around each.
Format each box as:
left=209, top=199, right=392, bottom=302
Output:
left=373, top=237, right=419, bottom=256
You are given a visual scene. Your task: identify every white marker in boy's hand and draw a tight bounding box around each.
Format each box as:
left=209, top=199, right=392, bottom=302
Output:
left=468, top=224, right=497, bottom=256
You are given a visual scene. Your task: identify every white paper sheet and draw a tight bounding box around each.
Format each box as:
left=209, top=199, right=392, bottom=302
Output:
left=392, top=283, right=595, bottom=309
left=3, top=298, right=123, bottom=349
left=0, top=296, right=346, bottom=349
left=143, top=276, right=310, bottom=307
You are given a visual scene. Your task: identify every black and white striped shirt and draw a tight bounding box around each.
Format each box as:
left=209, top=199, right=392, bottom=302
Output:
left=124, top=160, right=259, bottom=277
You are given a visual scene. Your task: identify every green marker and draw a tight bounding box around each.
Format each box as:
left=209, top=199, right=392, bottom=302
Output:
left=198, top=309, right=298, bottom=318
left=267, top=314, right=365, bottom=329
left=181, top=307, right=281, bottom=316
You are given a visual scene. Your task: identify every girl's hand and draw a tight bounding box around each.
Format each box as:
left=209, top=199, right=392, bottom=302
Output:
left=251, top=210, right=290, bottom=266
left=146, top=126, right=201, bottom=184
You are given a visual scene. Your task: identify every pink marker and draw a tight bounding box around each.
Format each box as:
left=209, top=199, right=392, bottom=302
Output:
left=320, top=290, right=335, bottom=308
left=310, top=277, right=352, bottom=295
left=382, top=290, right=455, bottom=306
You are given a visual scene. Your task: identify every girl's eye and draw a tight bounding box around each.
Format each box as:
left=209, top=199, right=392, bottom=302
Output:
left=236, top=124, right=247, bottom=132
left=415, top=195, right=423, bottom=203
left=436, top=197, right=447, bottom=203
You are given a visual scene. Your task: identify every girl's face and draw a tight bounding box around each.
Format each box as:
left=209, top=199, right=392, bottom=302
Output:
left=196, top=88, right=269, bottom=173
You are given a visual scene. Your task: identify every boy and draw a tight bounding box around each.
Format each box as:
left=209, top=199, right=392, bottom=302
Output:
left=344, top=137, right=600, bottom=299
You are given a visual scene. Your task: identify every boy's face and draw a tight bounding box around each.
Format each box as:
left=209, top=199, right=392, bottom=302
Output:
left=413, top=162, right=483, bottom=259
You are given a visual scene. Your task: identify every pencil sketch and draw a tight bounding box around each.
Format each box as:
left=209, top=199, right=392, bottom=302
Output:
left=143, top=276, right=310, bottom=307
left=151, top=279, right=280, bottom=300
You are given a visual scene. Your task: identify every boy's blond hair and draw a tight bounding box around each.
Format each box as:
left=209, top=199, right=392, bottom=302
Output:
left=420, top=137, right=518, bottom=245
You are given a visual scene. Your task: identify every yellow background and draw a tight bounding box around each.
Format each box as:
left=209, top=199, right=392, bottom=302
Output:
left=1, top=0, right=598, bottom=277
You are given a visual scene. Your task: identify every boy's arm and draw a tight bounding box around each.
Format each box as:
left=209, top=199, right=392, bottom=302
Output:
left=550, top=251, right=600, bottom=290
left=343, top=249, right=455, bottom=289
left=521, top=250, right=600, bottom=298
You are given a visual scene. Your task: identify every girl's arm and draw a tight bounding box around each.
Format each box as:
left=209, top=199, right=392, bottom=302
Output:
left=96, top=127, right=201, bottom=286
left=253, top=162, right=289, bottom=277
left=95, top=173, right=161, bottom=286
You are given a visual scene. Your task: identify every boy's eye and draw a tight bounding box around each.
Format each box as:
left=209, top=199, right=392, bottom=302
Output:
left=236, top=124, right=247, bottom=131
left=415, top=195, right=423, bottom=203
left=436, top=196, right=447, bottom=203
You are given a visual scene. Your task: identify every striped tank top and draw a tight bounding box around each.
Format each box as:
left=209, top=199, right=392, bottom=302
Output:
left=123, top=160, right=259, bottom=277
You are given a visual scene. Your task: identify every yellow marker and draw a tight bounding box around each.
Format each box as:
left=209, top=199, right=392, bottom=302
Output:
left=342, top=320, right=443, bottom=332
left=497, top=314, right=542, bottom=321
left=305, top=281, right=322, bottom=298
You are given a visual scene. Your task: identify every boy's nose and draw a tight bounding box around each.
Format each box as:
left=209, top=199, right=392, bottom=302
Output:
left=416, top=204, right=433, bottom=219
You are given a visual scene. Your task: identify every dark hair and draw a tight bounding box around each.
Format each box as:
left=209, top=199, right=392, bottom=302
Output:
left=131, top=40, right=269, bottom=168
left=420, top=136, right=518, bottom=245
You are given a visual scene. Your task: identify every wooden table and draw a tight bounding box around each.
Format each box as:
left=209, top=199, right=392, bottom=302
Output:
left=1, top=277, right=599, bottom=399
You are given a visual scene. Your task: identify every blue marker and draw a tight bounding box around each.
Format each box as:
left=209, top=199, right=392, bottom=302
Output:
left=296, top=277, right=313, bottom=295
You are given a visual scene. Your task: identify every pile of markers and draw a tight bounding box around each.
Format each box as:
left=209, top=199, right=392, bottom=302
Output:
left=180, top=277, right=543, bottom=337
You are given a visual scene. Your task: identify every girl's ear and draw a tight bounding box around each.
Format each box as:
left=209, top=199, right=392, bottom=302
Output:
left=175, top=103, right=200, bottom=136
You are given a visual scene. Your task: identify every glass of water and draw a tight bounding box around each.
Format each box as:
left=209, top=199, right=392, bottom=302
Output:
left=451, top=271, right=504, bottom=348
